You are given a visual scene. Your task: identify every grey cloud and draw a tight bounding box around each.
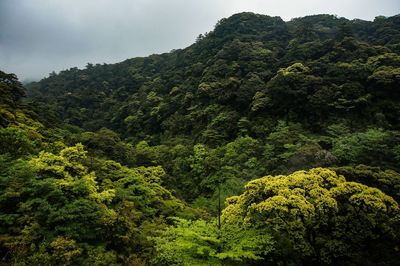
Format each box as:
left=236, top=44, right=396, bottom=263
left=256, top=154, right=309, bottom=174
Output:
left=0, top=0, right=399, bottom=81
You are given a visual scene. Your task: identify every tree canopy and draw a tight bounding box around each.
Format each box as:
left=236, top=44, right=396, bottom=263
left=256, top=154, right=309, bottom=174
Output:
left=1, top=12, right=400, bottom=265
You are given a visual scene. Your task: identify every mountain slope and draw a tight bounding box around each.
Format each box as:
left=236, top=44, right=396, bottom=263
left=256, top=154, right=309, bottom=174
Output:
left=27, top=13, right=400, bottom=142
left=26, top=12, right=400, bottom=194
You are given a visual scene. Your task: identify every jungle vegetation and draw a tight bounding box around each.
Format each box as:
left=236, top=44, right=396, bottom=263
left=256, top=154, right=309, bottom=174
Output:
left=1, top=12, right=400, bottom=265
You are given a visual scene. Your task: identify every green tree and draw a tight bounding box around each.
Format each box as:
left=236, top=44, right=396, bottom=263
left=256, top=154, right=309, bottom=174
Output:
left=332, top=128, right=390, bottom=165
left=0, top=127, right=37, bottom=158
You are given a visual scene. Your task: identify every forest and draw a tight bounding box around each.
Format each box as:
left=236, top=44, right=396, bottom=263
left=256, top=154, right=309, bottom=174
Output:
left=1, top=12, right=400, bottom=265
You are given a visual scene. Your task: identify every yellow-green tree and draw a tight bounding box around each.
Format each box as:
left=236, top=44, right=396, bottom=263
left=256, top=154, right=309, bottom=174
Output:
left=222, top=168, right=400, bottom=265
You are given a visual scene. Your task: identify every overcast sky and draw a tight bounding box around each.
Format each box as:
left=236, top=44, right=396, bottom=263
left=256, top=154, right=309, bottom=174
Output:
left=0, top=0, right=399, bottom=82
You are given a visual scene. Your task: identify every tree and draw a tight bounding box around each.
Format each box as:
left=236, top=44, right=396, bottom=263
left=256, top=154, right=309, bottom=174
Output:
left=0, top=144, right=119, bottom=264
left=0, top=71, right=26, bottom=126
left=331, top=128, right=390, bottom=165
left=265, top=63, right=324, bottom=121
left=0, top=70, right=25, bottom=108
left=332, top=164, right=400, bottom=202
left=222, top=168, right=400, bottom=265
left=0, top=127, right=36, bottom=158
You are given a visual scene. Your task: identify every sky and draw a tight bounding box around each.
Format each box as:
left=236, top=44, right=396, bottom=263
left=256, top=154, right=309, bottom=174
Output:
left=0, top=0, right=399, bottom=82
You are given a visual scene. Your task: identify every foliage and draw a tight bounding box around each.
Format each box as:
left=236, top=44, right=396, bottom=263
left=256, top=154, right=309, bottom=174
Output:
left=151, top=218, right=274, bottom=266
left=2, top=12, right=400, bottom=265
left=222, top=168, right=400, bottom=265
left=0, top=144, right=199, bottom=264
left=333, top=164, right=400, bottom=201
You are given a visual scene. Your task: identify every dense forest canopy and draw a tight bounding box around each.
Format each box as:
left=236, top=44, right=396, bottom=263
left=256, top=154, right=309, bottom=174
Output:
left=1, top=12, right=400, bottom=265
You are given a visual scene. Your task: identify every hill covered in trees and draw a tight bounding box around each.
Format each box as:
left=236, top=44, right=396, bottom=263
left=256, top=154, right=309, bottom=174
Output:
left=1, top=12, right=400, bottom=265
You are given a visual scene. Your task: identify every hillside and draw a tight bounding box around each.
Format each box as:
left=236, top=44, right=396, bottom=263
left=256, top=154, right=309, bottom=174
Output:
left=28, top=13, right=400, bottom=137
left=1, top=12, right=400, bottom=265
left=26, top=12, right=400, bottom=198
